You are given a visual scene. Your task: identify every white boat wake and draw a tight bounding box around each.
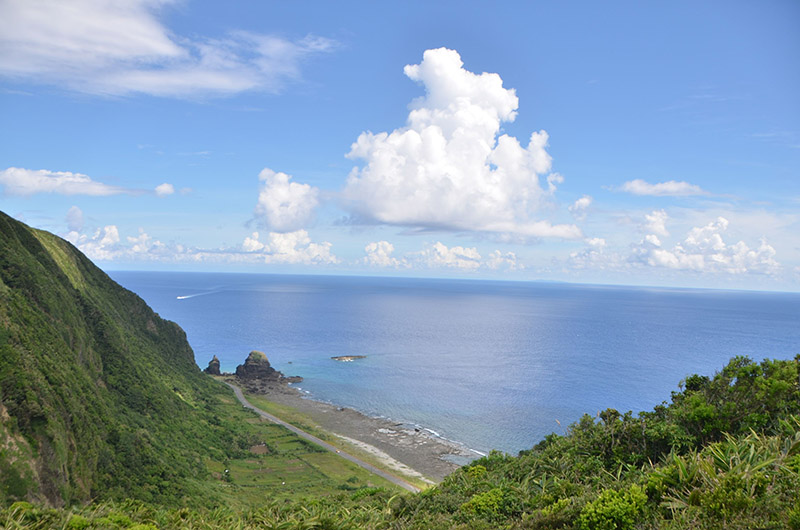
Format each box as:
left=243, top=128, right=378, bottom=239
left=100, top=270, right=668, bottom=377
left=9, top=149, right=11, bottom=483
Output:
left=176, top=290, right=218, bottom=300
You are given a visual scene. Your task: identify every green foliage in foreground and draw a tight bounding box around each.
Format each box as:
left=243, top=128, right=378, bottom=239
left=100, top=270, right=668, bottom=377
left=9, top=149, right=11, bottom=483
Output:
left=396, top=355, right=800, bottom=529
left=3, top=356, right=799, bottom=529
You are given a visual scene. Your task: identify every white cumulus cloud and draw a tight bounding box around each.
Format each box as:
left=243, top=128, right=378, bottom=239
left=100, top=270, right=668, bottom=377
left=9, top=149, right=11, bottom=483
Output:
left=66, top=225, right=120, bottom=260
left=0, top=167, right=128, bottom=196
left=620, top=179, right=707, bottom=197
left=363, top=241, right=406, bottom=268
left=632, top=216, right=780, bottom=274
left=343, top=47, right=580, bottom=240
left=644, top=209, right=670, bottom=236
left=66, top=225, right=176, bottom=261
left=485, top=250, right=522, bottom=270
left=568, top=237, right=619, bottom=270
left=254, top=168, right=319, bottom=233
left=154, top=182, right=174, bottom=196
left=242, top=230, right=337, bottom=265
left=411, top=242, right=482, bottom=270
left=568, top=195, right=593, bottom=220
left=0, top=0, right=336, bottom=98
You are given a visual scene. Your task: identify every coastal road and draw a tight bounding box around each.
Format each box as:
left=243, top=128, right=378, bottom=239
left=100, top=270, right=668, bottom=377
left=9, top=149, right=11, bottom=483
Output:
left=223, top=382, right=421, bottom=493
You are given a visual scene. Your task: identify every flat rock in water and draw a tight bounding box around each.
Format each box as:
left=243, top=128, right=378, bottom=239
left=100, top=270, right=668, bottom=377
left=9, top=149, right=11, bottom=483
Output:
left=331, top=355, right=367, bottom=362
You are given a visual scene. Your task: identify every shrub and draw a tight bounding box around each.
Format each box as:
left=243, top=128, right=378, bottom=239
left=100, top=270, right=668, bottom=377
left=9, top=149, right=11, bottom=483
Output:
left=466, top=464, right=487, bottom=479
left=66, top=514, right=91, bottom=529
left=578, top=485, right=647, bottom=530
left=460, top=487, right=503, bottom=518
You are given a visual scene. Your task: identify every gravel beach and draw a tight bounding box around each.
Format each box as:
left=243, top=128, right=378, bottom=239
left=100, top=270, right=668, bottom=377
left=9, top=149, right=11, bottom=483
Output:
left=243, top=380, right=479, bottom=483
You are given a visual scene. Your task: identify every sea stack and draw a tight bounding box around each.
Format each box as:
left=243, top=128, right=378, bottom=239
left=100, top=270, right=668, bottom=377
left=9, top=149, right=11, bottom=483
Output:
left=235, top=350, right=277, bottom=380
left=204, top=355, right=221, bottom=375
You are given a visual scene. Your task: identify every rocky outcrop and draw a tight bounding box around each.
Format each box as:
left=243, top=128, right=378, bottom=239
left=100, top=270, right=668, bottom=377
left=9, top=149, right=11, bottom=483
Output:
left=235, top=350, right=277, bottom=380
left=204, top=355, right=221, bottom=375
left=233, top=351, right=303, bottom=393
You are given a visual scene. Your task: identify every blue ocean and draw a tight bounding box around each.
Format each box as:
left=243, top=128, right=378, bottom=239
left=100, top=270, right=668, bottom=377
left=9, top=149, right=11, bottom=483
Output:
left=109, top=272, right=800, bottom=456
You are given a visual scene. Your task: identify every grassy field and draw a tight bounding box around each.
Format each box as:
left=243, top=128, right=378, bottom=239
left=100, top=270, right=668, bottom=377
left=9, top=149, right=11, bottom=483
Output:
left=242, top=392, right=434, bottom=491
left=200, top=388, right=400, bottom=508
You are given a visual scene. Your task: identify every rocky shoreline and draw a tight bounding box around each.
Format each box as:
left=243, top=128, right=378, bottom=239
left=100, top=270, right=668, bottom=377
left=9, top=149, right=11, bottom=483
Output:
left=208, top=352, right=478, bottom=482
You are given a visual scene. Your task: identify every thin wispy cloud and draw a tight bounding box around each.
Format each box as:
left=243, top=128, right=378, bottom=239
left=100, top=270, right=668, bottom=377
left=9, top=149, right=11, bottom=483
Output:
left=0, top=167, right=128, bottom=196
left=749, top=131, right=799, bottom=150
left=620, top=179, right=708, bottom=197
left=0, top=167, right=171, bottom=197
left=0, top=0, right=336, bottom=98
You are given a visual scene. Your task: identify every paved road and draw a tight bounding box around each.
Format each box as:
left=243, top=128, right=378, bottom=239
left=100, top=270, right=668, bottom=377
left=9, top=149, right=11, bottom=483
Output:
left=223, top=382, right=421, bottom=493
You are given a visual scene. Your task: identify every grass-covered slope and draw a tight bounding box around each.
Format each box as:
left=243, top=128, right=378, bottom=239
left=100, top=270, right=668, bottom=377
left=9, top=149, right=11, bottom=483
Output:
left=0, top=212, right=284, bottom=506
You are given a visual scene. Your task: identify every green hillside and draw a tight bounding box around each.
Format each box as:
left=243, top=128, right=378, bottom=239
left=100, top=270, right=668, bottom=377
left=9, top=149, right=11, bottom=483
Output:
left=0, top=212, right=392, bottom=509
left=0, top=210, right=218, bottom=505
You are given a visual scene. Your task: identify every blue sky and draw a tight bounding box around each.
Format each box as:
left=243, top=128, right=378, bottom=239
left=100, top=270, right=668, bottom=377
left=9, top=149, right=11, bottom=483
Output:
left=1, top=0, right=798, bottom=291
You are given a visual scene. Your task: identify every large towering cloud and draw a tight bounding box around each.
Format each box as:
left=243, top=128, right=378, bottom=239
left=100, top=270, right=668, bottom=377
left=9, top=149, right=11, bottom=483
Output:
left=343, top=48, right=580, bottom=239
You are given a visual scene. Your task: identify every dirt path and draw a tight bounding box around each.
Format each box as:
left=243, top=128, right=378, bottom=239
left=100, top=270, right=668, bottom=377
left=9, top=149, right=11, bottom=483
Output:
left=223, top=381, right=421, bottom=493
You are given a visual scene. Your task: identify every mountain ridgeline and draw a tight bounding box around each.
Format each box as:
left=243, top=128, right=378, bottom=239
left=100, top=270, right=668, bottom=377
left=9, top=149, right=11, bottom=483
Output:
left=0, top=211, right=252, bottom=506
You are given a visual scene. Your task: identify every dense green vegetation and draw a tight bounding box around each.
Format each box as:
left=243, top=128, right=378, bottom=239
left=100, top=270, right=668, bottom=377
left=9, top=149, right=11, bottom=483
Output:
left=5, top=352, right=799, bottom=528
left=397, top=355, right=800, bottom=529
left=0, top=211, right=394, bottom=509
left=2, top=211, right=798, bottom=528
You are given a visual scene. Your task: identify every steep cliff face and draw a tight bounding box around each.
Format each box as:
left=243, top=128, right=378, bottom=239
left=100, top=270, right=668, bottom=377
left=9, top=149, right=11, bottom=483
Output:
left=0, top=212, right=234, bottom=506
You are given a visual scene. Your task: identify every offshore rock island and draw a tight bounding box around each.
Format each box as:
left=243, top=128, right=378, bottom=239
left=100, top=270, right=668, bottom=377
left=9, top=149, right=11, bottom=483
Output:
left=331, top=355, right=367, bottom=362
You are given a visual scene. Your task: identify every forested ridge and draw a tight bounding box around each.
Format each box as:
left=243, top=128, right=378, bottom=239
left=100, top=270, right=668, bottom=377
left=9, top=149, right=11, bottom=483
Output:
left=0, top=211, right=283, bottom=506
left=1, top=211, right=798, bottom=529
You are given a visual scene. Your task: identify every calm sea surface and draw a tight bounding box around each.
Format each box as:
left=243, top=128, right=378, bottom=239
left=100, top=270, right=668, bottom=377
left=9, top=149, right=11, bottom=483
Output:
left=109, top=271, right=800, bottom=455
